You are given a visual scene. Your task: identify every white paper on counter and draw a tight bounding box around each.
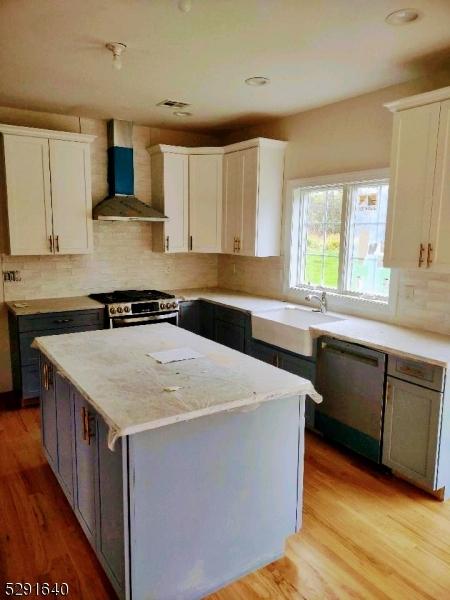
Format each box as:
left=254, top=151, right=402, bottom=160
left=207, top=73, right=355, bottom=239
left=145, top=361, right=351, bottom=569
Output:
left=148, top=347, right=204, bottom=364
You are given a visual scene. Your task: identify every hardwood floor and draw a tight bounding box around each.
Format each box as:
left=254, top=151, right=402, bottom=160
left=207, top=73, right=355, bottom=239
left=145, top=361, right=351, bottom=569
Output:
left=2, top=408, right=450, bottom=600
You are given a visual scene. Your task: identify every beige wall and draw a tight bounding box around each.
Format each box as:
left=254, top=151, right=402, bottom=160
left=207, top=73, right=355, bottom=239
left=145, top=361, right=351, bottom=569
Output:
left=0, top=107, right=220, bottom=392
left=218, top=73, right=450, bottom=334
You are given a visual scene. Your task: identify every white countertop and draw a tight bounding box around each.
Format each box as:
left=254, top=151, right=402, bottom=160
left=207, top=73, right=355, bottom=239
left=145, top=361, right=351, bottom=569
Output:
left=171, top=288, right=450, bottom=368
left=7, top=296, right=104, bottom=316
left=33, top=324, right=319, bottom=448
left=170, top=288, right=292, bottom=313
left=310, top=318, right=450, bottom=368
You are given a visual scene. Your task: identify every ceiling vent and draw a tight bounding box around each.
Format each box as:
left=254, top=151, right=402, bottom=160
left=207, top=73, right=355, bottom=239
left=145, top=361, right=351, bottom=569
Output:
left=157, top=99, right=191, bottom=109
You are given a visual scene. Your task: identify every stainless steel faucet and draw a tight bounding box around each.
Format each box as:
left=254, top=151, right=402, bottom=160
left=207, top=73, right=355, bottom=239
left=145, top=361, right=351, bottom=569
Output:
left=305, top=291, right=327, bottom=313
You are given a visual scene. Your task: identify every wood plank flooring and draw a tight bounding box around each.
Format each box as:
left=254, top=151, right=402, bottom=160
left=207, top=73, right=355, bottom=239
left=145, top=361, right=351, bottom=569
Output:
left=1, top=407, right=450, bottom=599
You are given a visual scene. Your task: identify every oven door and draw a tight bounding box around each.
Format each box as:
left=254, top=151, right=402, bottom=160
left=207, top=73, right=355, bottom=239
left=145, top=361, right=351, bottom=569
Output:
left=110, top=312, right=179, bottom=328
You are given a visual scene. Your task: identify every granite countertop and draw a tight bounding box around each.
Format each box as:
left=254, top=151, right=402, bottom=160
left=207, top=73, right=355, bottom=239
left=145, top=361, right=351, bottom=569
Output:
left=7, top=296, right=104, bottom=316
left=33, top=324, right=320, bottom=448
left=171, top=288, right=450, bottom=368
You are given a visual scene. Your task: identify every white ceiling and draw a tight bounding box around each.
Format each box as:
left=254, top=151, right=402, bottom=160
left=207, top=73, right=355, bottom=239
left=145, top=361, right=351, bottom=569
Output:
left=1, top=0, right=449, bottom=131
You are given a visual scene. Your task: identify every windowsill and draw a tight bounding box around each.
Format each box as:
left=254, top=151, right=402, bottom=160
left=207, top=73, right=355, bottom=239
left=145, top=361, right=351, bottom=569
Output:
left=285, top=285, right=396, bottom=321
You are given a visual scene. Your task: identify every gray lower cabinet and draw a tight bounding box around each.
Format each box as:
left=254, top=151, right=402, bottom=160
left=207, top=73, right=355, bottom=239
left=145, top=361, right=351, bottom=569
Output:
left=383, top=375, right=443, bottom=489
left=40, top=360, right=125, bottom=599
left=178, top=301, right=200, bottom=334
left=9, top=307, right=104, bottom=406
left=248, top=339, right=316, bottom=428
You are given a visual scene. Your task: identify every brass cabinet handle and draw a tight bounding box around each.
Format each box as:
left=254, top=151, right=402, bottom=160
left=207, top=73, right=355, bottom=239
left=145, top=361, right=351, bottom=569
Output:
left=55, top=235, right=60, bottom=252
left=166, top=236, right=169, bottom=251
left=189, top=235, right=193, bottom=251
left=49, top=236, right=54, bottom=253
left=237, top=237, right=241, bottom=252
left=418, top=243, right=425, bottom=267
left=427, top=243, right=433, bottom=268
left=233, top=237, right=237, bottom=253
left=42, top=363, right=48, bottom=390
left=81, top=406, right=95, bottom=445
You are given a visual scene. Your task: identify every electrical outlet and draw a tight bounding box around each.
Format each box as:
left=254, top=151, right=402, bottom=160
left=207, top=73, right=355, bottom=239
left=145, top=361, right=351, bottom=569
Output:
left=3, top=270, right=21, bottom=282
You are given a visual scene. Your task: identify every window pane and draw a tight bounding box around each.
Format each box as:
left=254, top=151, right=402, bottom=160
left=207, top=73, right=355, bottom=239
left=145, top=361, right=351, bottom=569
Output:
left=346, top=183, right=390, bottom=297
left=305, top=190, right=326, bottom=222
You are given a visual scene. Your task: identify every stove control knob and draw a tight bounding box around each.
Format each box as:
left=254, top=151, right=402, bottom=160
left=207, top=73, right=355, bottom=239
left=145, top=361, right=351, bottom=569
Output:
left=124, top=306, right=130, bottom=313
left=117, top=306, right=123, bottom=314
left=161, top=303, right=166, bottom=309
left=171, top=302, right=177, bottom=308
left=110, top=307, right=116, bottom=314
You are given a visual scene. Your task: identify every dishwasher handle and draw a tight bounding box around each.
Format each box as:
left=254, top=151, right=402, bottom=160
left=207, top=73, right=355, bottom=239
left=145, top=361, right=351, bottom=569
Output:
left=319, top=338, right=385, bottom=369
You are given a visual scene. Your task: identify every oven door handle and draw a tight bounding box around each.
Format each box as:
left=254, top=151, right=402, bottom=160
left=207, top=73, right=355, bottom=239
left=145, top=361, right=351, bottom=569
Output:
left=114, top=312, right=179, bottom=324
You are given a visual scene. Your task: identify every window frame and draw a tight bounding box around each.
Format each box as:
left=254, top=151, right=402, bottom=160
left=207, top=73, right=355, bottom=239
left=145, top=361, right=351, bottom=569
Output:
left=284, top=168, right=398, bottom=318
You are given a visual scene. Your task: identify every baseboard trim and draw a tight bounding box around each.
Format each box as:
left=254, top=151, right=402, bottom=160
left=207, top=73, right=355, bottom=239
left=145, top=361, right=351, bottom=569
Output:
left=0, top=391, right=39, bottom=409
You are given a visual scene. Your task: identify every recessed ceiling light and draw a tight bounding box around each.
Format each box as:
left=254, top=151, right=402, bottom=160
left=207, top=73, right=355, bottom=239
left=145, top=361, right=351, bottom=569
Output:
left=385, top=8, right=420, bottom=25
left=245, top=76, right=270, bottom=87
left=173, top=111, right=192, bottom=117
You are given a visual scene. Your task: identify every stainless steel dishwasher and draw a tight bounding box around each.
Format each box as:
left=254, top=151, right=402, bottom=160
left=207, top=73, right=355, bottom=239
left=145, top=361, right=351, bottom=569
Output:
left=315, top=337, right=387, bottom=463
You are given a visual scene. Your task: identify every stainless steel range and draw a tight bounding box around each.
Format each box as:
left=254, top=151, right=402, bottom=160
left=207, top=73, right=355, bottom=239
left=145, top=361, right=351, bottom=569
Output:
left=89, top=290, right=179, bottom=328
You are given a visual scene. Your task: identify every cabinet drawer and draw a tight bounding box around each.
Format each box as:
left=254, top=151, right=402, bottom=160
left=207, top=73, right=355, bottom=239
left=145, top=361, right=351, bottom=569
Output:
left=20, top=324, right=102, bottom=366
left=388, top=356, right=444, bottom=392
left=214, top=305, right=248, bottom=327
left=18, top=309, right=103, bottom=333
left=21, top=364, right=40, bottom=399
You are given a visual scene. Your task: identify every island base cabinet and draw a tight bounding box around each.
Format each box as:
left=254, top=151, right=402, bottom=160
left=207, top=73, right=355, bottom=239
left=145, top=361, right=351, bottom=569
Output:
left=40, top=351, right=305, bottom=600
left=128, top=395, right=303, bottom=600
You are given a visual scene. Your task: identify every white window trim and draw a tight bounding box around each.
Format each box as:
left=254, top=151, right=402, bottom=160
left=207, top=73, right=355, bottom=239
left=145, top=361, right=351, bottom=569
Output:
left=283, top=168, right=399, bottom=320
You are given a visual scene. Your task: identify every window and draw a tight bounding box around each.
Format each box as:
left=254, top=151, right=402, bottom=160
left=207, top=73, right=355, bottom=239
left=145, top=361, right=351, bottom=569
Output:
left=290, top=173, right=391, bottom=301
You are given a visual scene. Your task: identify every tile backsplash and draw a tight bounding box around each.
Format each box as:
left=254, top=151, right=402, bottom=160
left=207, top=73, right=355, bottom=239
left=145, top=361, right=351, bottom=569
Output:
left=2, top=221, right=218, bottom=301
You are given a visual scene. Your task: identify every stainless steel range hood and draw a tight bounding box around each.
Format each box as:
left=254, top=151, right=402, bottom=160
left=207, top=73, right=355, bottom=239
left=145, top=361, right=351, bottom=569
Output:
left=93, top=120, right=167, bottom=222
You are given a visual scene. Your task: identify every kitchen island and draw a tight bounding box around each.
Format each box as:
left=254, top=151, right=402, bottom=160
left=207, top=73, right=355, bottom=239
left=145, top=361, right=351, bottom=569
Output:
left=33, top=324, right=320, bottom=600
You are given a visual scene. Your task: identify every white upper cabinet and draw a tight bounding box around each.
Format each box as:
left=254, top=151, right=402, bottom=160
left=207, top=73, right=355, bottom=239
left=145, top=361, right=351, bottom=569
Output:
left=384, top=87, right=450, bottom=270
left=49, top=139, right=93, bottom=254
left=222, top=139, right=286, bottom=257
left=0, top=124, right=95, bottom=256
left=189, top=153, right=222, bottom=253
left=149, top=145, right=223, bottom=254
left=150, top=149, right=189, bottom=253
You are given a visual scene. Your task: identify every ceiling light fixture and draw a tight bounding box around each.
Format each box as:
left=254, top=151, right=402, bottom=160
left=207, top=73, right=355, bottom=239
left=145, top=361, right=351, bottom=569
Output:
left=245, top=76, right=270, bottom=87
left=173, top=111, right=192, bottom=117
left=106, top=42, right=127, bottom=70
left=385, top=8, right=420, bottom=25
left=178, top=0, right=192, bottom=13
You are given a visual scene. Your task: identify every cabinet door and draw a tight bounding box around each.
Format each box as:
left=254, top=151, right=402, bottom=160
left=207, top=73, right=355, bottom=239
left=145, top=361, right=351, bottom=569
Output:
left=40, top=359, right=58, bottom=467
left=384, top=103, right=440, bottom=268
left=97, top=418, right=125, bottom=590
left=178, top=301, right=200, bottom=334
left=3, top=134, right=53, bottom=255
left=214, top=319, right=246, bottom=353
left=429, top=99, right=450, bottom=270
left=163, top=153, right=189, bottom=253
left=189, top=154, right=222, bottom=252
left=199, top=300, right=215, bottom=340
left=222, top=151, right=243, bottom=254
left=55, top=373, right=74, bottom=502
left=248, top=340, right=278, bottom=366
left=278, top=352, right=316, bottom=429
left=240, top=147, right=258, bottom=257
left=383, top=376, right=442, bottom=489
left=73, top=390, right=97, bottom=543
left=49, top=139, right=93, bottom=254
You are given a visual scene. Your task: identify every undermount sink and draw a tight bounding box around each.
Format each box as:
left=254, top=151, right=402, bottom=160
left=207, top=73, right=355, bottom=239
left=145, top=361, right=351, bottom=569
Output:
left=251, top=307, right=344, bottom=357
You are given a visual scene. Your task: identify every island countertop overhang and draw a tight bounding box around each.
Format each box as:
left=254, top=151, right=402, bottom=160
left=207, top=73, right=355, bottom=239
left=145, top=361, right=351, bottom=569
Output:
left=32, top=323, right=321, bottom=448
